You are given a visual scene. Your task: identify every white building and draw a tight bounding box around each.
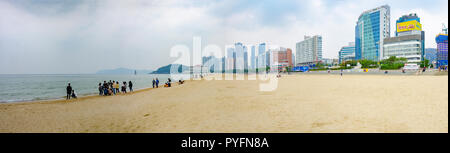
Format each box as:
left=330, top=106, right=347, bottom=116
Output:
left=296, top=35, right=322, bottom=66
left=383, top=34, right=424, bottom=63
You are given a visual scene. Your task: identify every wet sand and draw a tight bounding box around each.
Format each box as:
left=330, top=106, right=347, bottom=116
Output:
left=0, top=74, right=447, bottom=133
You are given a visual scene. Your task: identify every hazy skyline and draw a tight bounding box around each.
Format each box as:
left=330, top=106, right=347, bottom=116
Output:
left=0, top=0, right=448, bottom=74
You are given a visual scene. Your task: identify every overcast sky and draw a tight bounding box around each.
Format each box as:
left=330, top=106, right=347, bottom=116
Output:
left=0, top=0, right=448, bottom=74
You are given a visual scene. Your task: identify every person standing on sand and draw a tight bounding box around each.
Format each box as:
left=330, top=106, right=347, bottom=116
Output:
left=115, top=81, right=120, bottom=94
left=103, top=81, right=108, bottom=96
left=129, top=81, right=133, bottom=92
left=109, top=81, right=114, bottom=94
left=98, top=83, right=103, bottom=95
left=156, top=78, right=159, bottom=88
left=152, top=79, right=156, bottom=88
left=112, top=81, right=116, bottom=95
left=122, top=81, right=127, bottom=93
left=66, top=83, right=72, bottom=100
left=340, top=69, right=343, bottom=76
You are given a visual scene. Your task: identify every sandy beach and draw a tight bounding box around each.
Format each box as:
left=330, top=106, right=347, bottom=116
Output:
left=0, top=74, right=447, bottom=133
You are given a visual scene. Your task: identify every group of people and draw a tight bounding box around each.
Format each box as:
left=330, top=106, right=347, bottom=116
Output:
left=99, top=80, right=133, bottom=96
left=66, top=77, right=187, bottom=100
left=66, top=83, right=77, bottom=99
left=152, top=78, right=160, bottom=88
left=152, top=78, right=179, bottom=88
left=438, top=65, right=448, bottom=72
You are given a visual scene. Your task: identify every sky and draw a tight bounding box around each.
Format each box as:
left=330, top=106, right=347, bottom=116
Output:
left=0, top=0, right=448, bottom=74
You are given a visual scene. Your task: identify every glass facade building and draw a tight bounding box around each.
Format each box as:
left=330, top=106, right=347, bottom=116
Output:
left=436, top=34, right=448, bottom=67
left=256, top=43, right=266, bottom=69
left=338, top=42, right=356, bottom=63
left=250, top=46, right=256, bottom=69
left=424, top=48, right=437, bottom=64
left=355, top=5, right=390, bottom=61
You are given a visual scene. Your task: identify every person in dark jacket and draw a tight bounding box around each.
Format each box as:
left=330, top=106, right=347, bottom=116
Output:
left=128, top=81, right=133, bottom=92
left=66, top=83, right=72, bottom=100
left=98, top=83, right=103, bottom=95
left=156, top=78, right=159, bottom=88
left=152, top=79, right=156, bottom=88
left=103, top=81, right=108, bottom=96
left=71, top=90, right=77, bottom=99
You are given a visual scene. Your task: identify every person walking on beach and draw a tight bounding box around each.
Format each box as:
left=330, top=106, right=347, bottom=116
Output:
left=128, top=81, right=133, bottom=92
left=152, top=79, right=156, bottom=88
left=66, top=83, right=72, bottom=100
left=156, top=78, right=159, bottom=88
left=340, top=69, right=343, bottom=76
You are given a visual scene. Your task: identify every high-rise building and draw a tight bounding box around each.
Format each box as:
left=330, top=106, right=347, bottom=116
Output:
left=355, top=5, right=390, bottom=61
left=269, top=48, right=293, bottom=72
left=436, top=34, right=448, bottom=67
left=396, top=13, right=422, bottom=36
left=226, top=47, right=235, bottom=71
left=266, top=50, right=271, bottom=68
left=338, top=42, right=356, bottom=63
left=251, top=46, right=256, bottom=69
left=424, top=48, right=437, bottom=65
left=243, top=46, right=248, bottom=71
left=321, top=58, right=336, bottom=66
left=234, top=42, right=245, bottom=72
left=383, top=13, right=424, bottom=63
left=256, top=43, right=266, bottom=69
left=296, top=35, right=322, bottom=66
left=258, top=43, right=266, bottom=55
left=383, top=34, right=424, bottom=63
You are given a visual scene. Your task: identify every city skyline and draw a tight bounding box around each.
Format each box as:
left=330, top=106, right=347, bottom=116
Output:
left=0, top=0, right=448, bottom=74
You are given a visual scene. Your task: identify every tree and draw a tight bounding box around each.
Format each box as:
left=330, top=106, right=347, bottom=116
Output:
left=380, top=56, right=408, bottom=70
left=285, top=66, right=292, bottom=72
left=339, top=60, right=357, bottom=68
left=316, top=61, right=325, bottom=69
left=420, top=58, right=430, bottom=68
left=359, top=59, right=378, bottom=68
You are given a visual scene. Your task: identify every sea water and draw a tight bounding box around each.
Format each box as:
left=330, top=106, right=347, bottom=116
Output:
left=0, top=74, right=170, bottom=103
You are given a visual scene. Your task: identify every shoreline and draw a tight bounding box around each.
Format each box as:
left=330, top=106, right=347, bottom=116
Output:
left=0, top=86, right=153, bottom=105
left=0, top=74, right=447, bottom=133
left=0, top=72, right=447, bottom=104
left=0, top=80, right=188, bottom=106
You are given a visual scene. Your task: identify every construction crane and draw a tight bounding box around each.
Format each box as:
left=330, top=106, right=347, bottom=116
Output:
left=443, top=23, right=448, bottom=34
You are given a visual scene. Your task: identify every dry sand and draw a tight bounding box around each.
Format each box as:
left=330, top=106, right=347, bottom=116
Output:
left=0, top=74, right=447, bottom=133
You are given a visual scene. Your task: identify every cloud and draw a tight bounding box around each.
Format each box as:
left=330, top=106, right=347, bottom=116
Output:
left=0, top=0, right=447, bottom=74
